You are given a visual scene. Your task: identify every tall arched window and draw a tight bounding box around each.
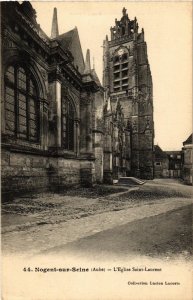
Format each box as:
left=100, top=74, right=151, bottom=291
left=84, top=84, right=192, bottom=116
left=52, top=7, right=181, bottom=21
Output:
left=4, top=65, right=39, bottom=142
left=62, top=98, right=74, bottom=151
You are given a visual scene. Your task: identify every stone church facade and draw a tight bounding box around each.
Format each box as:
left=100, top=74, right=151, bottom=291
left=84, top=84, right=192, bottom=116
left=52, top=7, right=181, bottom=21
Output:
left=1, top=2, right=154, bottom=198
left=103, top=8, right=154, bottom=182
left=1, top=2, right=104, bottom=197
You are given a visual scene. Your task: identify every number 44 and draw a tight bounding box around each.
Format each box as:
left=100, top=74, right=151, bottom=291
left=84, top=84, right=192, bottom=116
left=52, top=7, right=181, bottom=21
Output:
left=23, top=267, right=32, bottom=272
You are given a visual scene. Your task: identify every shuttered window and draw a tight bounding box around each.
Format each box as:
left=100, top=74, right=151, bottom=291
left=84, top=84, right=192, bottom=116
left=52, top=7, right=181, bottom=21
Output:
left=62, top=99, right=74, bottom=151
left=4, top=65, right=39, bottom=142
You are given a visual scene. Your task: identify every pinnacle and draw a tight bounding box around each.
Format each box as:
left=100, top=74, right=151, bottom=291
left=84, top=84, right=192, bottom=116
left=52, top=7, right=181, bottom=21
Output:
left=51, top=7, right=59, bottom=39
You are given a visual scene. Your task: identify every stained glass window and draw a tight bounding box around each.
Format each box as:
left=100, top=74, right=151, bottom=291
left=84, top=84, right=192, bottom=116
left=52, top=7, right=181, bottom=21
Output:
left=62, top=98, right=74, bottom=151
left=4, top=65, right=39, bottom=142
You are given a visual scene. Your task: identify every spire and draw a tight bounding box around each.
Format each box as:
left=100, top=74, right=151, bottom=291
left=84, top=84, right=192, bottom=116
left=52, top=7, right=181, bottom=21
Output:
left=51, top=7, right=59, bottom=39
left=84, top=49, right=91, bottom=73
left=122, top=7, right=127, bottom=16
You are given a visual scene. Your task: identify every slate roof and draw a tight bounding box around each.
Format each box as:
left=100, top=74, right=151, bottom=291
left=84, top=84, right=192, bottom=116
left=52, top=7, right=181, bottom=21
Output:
left=57, top=28, right=102, bottom=87
left=154, top=145, right=167, bottom=159
left=91, top=69, right=102, bottom=87
left=57, top=29, right=74, bottom=48
left=57, top=27, right=85, bottom=74
left=183, top=134, right=192, bottom=145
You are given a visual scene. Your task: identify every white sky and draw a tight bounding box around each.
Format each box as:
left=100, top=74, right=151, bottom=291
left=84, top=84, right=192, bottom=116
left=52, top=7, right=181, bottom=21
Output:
left=32, top=1, right=192, bottom=151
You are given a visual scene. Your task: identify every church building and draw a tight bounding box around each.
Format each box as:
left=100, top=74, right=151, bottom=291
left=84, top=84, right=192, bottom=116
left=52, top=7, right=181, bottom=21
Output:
left=1, top=1, right=104, bottom=197
left=1, top=2, right=154, bottom=198
left=103, top=8, right=154, bottom=181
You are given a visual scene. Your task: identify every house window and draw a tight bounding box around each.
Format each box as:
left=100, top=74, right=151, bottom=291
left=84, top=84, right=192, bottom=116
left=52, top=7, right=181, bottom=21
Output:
left=4, top=65, right=39, bottom=142
left=155, top=162, right=161, bottom=166
left=62, top=98, right=74, bottom=150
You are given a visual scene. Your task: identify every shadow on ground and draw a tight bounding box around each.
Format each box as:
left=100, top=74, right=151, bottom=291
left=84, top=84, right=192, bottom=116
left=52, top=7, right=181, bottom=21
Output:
left=41, top=204, right=193, bottom=261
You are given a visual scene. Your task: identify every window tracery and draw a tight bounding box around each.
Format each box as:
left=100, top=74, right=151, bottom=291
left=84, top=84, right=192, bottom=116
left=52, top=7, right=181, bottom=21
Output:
left=61, top=98, right=75, bottom=151
left=4, top=65, right=39, bottom=142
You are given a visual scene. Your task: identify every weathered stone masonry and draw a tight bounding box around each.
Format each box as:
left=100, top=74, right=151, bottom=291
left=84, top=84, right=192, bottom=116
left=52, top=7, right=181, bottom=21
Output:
left=1, top=3, right=154, bottom=198
left=1, top=2, right=104, bottom=197
left=103, top=8, right=154, bottom=181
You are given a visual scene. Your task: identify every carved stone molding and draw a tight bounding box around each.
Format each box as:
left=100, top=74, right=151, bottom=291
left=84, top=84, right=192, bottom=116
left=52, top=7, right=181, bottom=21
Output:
left=80, top=97, right=92, bottom=106
left=62, top=87, right=78, bottom=109
left=109, top=34, right=134, bottom=47
left=40, top=68, right=47, bottom=81
left=48, top=67, right=63, bottom=83
left=2, top=29, right=17, bottom=49
left=145, top=116, right=152, bottom=131
left=132, top=120, right=138, bottom=133
left=43, top=103, right=48, bottom=113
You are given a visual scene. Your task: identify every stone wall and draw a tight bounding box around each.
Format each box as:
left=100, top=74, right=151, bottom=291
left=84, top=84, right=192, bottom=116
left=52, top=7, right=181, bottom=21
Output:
left=2, top=149, right=97, bottom=199
left=182, top=145, right=193, bottom=185
left=47, top=157, right=81, bottom=192
left=93, top=89, right=104, bottom=183
left=1, top=148, right=97, bottom=198
left=154, top=160, right=169, bottom=178
left=1, top=149, right=50, bottom=198
left=93, top=133, right=104, bottom=183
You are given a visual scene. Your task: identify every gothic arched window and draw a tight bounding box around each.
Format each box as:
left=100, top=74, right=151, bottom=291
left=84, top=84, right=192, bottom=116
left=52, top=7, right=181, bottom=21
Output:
left=62, top=98, right=74, bottom=151
left=4, top=65, right=39, bottom=142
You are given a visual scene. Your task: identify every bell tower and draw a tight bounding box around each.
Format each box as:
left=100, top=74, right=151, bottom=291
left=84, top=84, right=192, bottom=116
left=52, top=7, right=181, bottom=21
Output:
left=103, top=8, right=154, bottom=179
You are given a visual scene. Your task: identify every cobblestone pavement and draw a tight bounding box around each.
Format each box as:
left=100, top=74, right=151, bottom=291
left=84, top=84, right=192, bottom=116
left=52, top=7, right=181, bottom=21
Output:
left=2, top=179, right=193, bottom=257
left=1, top=185, right=131, bottom=233
left=2, top=180, right=191, bottom=233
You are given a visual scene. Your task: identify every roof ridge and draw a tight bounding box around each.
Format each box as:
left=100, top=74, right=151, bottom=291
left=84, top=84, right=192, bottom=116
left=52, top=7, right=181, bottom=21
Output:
left=72, top=26, right=85, bottom=69
left=68, top=26, right=76, bottom=48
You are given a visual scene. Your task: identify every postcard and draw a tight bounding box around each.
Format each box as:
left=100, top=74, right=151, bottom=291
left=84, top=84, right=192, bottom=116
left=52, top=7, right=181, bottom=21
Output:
left=1, top=1, right=192, bottom=299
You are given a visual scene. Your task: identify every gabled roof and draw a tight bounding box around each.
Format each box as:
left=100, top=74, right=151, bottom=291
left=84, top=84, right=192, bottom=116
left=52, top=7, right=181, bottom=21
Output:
left=154, top=145, right=167, bottom=159
left=57, top=27, right=85, bottom=74
left=91, top=69, right=102, bottom=88
left=183, top=134, right=192, bottom=145
left=57, top=29, right=74, bottom=48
